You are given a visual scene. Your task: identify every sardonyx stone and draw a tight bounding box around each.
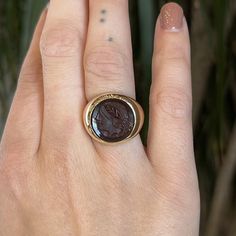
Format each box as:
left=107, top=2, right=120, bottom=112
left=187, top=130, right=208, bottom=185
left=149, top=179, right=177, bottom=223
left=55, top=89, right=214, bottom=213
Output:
left=91, top=99, right=135, bottom=142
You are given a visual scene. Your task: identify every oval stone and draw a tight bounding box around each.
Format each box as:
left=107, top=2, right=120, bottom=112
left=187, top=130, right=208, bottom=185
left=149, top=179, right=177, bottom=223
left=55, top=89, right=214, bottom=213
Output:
left=91, top=99, right=135, bottom=142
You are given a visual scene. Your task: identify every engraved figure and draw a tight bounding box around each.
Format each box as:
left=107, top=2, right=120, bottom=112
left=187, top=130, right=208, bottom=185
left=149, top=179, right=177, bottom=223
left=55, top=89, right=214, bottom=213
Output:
left=94, top=100, right=134, bottom=140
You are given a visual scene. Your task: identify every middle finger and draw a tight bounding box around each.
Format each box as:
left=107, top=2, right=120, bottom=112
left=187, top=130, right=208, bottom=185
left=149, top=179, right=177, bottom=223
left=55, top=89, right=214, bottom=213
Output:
left=84, top=0, right=145, bottom=159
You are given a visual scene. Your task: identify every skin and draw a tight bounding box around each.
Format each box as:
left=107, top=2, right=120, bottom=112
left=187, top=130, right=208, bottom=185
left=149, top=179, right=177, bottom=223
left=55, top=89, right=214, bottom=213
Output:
left=0, top=1, right=200, bottom=236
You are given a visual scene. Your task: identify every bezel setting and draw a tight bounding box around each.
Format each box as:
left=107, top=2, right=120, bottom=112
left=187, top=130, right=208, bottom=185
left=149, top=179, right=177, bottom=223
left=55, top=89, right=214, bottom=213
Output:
left=83, top=93, right=144, bottom=144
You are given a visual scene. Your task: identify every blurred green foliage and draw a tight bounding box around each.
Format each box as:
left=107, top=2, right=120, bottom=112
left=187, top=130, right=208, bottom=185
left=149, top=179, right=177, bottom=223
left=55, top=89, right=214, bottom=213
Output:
left=0, top=0, right=236, bottom=235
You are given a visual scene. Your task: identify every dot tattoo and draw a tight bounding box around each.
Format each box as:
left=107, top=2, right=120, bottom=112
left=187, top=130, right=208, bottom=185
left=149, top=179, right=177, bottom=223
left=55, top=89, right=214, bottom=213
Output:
left=100, top=9, right=107, bottom=23
left=101, top=9, right=107, bottom=14
left=108, top=37, right=114, bottom=42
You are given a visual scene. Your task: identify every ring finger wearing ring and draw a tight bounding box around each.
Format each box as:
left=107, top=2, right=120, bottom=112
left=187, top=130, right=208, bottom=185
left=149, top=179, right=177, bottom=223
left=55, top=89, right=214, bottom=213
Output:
left=83, top=93, right=144, bottom=144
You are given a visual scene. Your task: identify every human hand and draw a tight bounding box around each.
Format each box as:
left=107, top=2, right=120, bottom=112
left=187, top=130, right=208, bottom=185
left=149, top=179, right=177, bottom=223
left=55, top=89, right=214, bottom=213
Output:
left=0, top=1, right=199, bottom=235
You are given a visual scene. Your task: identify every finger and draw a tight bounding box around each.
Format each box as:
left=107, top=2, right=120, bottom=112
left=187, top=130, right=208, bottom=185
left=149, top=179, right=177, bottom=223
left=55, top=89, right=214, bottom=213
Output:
left=148, top=3, right=198, bottom=187
left=40, top=0, right=90, bottom=148
left=84, top=0, right=145, bottom=159
left=84, top=1, right=135, bottom=100
left=1, top=9, right=47, bottom=156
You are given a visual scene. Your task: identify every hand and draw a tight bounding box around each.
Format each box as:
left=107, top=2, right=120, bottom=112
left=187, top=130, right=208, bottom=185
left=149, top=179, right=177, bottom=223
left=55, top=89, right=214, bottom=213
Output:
left=0, top=2, right=199, bottom=235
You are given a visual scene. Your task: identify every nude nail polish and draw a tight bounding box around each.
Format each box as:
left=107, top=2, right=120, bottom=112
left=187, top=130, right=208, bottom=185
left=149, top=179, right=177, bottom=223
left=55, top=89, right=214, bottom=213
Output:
left=160, top=3, right=184, bottom=31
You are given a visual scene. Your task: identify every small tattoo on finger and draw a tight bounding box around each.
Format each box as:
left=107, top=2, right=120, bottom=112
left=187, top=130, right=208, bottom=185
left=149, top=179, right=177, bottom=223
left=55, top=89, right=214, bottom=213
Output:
left=100, top=18, right=106, bottom=23
left=101, top=9, right=107, bottom=14
left=108, top=37, right=114, bottom=42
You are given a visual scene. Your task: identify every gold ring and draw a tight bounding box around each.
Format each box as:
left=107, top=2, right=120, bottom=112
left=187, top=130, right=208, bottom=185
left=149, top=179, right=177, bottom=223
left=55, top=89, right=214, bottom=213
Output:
left=83, top=93, right=144, bottom=144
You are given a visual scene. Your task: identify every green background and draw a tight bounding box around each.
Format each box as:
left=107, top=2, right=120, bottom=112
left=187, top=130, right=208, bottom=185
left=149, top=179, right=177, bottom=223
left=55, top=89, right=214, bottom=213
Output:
left=0, top=0, right=236, bottom=235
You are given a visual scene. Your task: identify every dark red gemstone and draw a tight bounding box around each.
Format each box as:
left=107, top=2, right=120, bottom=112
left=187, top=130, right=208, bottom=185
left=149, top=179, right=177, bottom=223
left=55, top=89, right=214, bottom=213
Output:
left=91, top=99, right=135, bottom=142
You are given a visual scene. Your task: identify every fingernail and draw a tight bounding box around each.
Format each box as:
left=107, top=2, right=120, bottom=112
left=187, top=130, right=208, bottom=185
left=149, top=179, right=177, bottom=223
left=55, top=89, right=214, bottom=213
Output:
left=160, top=3, right=184, bottom=31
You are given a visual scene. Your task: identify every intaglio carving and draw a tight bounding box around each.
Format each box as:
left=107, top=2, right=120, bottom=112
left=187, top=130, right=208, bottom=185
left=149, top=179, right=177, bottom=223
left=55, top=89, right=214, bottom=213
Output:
left=91, top=99, right=135, bottom=142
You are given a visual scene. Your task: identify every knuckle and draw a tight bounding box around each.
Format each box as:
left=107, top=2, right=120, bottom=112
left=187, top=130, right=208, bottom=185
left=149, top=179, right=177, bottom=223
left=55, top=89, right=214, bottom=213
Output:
left=0, top=153, right=30, bottom=199
left=0, top=134, right=32, bottom=156
left=40, top=143, right=77, bottom=172
left=155, top=44, right=189, bottom=66
left=84, top=46, right=129, bottom=79
left=151, top=88, right=192, bottom=119
left=18, top=61, right=42, bottom=87
left=157, top=170, right=200, bottom=211
left=157, top=59, right=190, bottom=81
left=40, top=22, right=81, bottom=58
